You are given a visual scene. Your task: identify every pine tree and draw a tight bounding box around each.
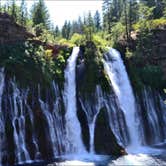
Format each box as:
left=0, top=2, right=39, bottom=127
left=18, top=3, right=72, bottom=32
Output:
left=102, top=0, right=111, bottom=32
left=54, top=26, right=60, bottom=37
left=0, top=0, right=2, bottom=12
left=94, top=10, right=101, bottom=32
left=62, top=21, right=71, bottom=39
left=11, top=0, right=17, bottom=21
left=77, top=16, right=83, bottom=34
left=31, top=0, right=50, bottom=29
left=87, top=11, right=95, bottom=32
left=20, top=0, right=28, bottom=26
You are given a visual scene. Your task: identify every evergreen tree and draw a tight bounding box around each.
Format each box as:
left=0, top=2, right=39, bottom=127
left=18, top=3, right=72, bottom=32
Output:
left=102, top=0, right=111, bottom=32
left=54, top=25, right=60, bottom=37
left=124, top=0, right=129, bottom=40
left=87, top=11, right=95, bottom=32
left=153, top=0, right=165, bottom=18
left=11, top=0, right=17, bottom=21
left=94, top=10, right=101, bottom=32
left=31, top=0, right=50, bottom=29
left=0, top=0, right=2, bottom=12
left=62, top=21, right=71, bottom=39
left=77, top=16, right=83, bottom=34
left=20, top=0, right=28, bottom=26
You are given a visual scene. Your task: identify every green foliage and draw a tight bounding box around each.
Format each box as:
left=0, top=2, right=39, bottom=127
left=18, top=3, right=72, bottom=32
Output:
left=125, top=47, right=133, bottom=59
left=138, top=3, right=154, bottom=20
left=0, top=42, right=54, bottom=87
left=133, top=18, right=166, bottom=31
left=31, top=0, right=50, bottom=29
left=111, top=22, right=125, bottom=44
left=94, top=10, right=101, bottom=32
left=140, top=65, right=164, bottom=88
left=70, top=33, right=84, bottom=45
left=62, top=21, right=71, bottom=40
left=34, top=24, right=56, bottom=43
left=0, top=41, right=72, bottom=88
left=127, top=56, right=165, bottom=92
left=92, top=34, right=110, bottom=50
left=54, top=47, right=72, bottom=85
left=20, top=0, right=28, bottom=26
left=79, top=41, right=110, bottom=94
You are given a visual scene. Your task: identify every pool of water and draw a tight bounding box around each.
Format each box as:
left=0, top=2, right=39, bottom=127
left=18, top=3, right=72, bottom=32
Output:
left=17, top=145, right=166, bottom=166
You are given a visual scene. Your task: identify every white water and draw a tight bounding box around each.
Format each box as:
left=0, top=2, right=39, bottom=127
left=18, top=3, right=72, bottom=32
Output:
left=63, top=47, right=86, bottom=154
left=136, top=88, right=166, bottom=145
left=11, top=82, right=31, bottom=163
left=0, top=68, right=5, bottom=166
left=39, top=82, right=66, bottom=157
left=104, top=48, right=140, bottom=149
left=80, top=85, right=103, bottom=153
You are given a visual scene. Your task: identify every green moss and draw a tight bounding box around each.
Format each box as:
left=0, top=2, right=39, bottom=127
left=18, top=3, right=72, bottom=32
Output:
left=79, top=41, right=110, bottom=94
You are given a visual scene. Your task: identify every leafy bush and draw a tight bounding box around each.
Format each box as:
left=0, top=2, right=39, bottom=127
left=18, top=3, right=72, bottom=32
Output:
left=70, top=33, right=84, bottom=45
left=111, top=22, right=125, bottom=44
left=33, top=23, right=56, bottom=43
left=133, top=18, right=166, bottom=31
left=0, top=41, right=72, bottom=88
left=93, top=34, right=109, bottom=48
left=128, top=61, right=165, bottom=92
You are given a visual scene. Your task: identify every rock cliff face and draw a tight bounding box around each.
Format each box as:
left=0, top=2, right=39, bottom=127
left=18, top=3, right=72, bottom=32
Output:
left=0, top=13, right=34, bottom=44
left=152, top=29, right=166, bottom=79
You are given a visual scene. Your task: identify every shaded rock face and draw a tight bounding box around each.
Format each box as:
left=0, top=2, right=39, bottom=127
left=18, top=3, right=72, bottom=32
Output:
left=0, top=13, right=34, bottom=44
left=94, top=107, right=125, bottom=156
left=136, top=88, right=166, bottom=145
left=76, top=57, right=126, bottom=156
left=152, top=29, right=166, bottom=79
left=0, top=77, right=66, bottom=165
left=77, top=100, right=90, bottom=151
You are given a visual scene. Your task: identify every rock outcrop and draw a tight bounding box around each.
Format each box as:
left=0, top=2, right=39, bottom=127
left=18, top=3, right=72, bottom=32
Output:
left=0, top=13, right=34, bottom=44
left=152, top=29, right=166, bottom=79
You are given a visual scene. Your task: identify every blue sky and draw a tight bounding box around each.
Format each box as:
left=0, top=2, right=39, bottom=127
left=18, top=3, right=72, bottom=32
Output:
left=26, top=0, right=103, bottom=27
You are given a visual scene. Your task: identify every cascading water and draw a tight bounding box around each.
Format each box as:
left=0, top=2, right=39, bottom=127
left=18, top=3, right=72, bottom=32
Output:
left=103, top=94, right=129, bottom=147
left=10, top=81, right=31, bottom=163
left=104, top=48, right=140, bottom=149
left=39, top=82, right=66, bottom=157
left=63, top=47, right=86, bottom=154
left=136, top=88, right=166, bottom=145
left=0, top=68, right=5, bottom=166
left=0, top=47, right=165, bottom=165
left=79, top=85, right=103, bottom=153
left=25, top=100, right=40, bottom=160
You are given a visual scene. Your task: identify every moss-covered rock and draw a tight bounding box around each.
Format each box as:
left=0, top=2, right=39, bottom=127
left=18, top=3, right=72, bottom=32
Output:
left=77, top=41, right=111, bottom=95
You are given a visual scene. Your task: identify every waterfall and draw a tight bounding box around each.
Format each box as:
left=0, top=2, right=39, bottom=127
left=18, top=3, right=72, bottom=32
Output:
left=10, top=81, right=31, bottom=163
left=63, top=47, right=86, bottom=154
left=79, top=85, right=103, bottom=153
left=0, top=68, right=5, bottom=166
left=136, top=88, right=166, bottom=145
left=0, top=47, right=166, bottom=165
left=104, top=93, right=129, bottom=147
left=104, top=48, right=140, bottom=148
left=39, top=82, right=66, bottom=157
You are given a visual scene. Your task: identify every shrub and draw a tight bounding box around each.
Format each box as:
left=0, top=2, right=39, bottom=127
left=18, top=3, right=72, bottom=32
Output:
left=70, top=33, right=84, bottom=45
